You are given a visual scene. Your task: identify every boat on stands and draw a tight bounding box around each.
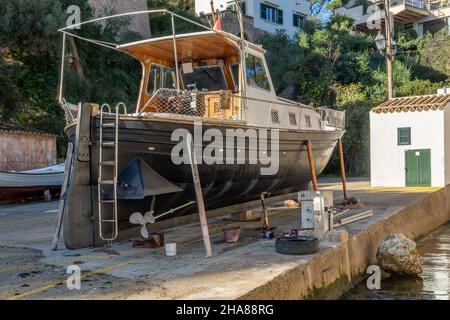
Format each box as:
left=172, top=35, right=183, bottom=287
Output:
left=57, top=9, right=345, bottom=249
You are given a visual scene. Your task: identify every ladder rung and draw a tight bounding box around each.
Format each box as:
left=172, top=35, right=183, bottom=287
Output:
left=100, top=161, right=116, bottom=166
left=101, top=142, right=115, bottom=147
left=100, top=220, right=117, bottom=223
left=99, top=180, right=115, bottom=185
left=100, top=199, right=115, bottom=203
left=102, top=123, right=116, bottom=128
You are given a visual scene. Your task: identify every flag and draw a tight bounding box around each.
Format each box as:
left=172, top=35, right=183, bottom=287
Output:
left=213, top=16, right=222, bottom=30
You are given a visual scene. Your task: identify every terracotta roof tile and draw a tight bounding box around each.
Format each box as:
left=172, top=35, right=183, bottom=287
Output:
left=371, top=93, right=450, bottom=113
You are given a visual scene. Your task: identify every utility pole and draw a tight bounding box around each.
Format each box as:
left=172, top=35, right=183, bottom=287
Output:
left=383, top=0, right=394, bottom=99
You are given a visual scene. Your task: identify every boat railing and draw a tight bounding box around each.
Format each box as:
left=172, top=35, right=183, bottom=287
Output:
left=62, top=99, right=79, bottom=124
left=139, top=88, right=243, bottom=121
left=317, top=107, right=346, bottom=130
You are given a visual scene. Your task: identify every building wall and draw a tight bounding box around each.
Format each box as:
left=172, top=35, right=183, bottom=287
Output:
left=196, top=0, right=311, bottom=38
left=370, top=110, right=445, bottom=187
left=89, top=0, right=150, bottom=37
left=334, top=3, right=450, bottom=36
left=251, top=0, right=310, bottom=38
left=444, top=107, right=450, bottom=185
left=0, top=131, right=57, bottom=172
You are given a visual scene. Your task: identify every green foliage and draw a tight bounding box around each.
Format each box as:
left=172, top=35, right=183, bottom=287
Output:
left=0, top=0, right=145, bottom=160
left=396, top=79, right=448, bottom=97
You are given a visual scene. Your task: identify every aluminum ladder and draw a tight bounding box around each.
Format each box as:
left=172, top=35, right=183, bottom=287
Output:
left=98, top=103, right=126, bottom=243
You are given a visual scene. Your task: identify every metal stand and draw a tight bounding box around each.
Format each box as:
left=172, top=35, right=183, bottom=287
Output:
left=259, top=192, right=270, bottom=231
left=51, top=142, right=74, bottom=251
left=305, top=140, right=318, bottom=191
left=186, top=134, right=213, bottom=258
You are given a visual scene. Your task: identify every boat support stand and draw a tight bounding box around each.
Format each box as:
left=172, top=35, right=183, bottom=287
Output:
left=186, top=134, right=213, bottom=258
left=51, top=142, right=75, bottom=251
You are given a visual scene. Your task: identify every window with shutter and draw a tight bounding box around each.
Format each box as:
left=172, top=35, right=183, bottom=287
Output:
left=277, top=9, right=283, bottom=25
left=260, top=3, right=267, bottom=19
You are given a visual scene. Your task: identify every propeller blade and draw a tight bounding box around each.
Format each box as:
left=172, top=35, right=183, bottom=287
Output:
left=130, top=212, right=144, bottom=225
left=140, top=225, right=149, bottom=239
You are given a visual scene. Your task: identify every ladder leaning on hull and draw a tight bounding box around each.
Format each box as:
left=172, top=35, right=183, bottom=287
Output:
left=97, top=103, right=126, bottom=243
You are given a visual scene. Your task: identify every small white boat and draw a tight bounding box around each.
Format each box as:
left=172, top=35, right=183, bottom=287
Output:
left=0, top=164, right=64, bottom=201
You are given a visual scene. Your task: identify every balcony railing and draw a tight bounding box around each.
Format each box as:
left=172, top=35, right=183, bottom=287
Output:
left=403, top=0, right=426, bottom=9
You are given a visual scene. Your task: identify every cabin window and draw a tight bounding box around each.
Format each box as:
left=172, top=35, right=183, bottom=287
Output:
left=260, top=3, right=283, bottom=25
left=181, top=65, right=228, bottom=91
left=271, top=110, right=280, bottom=124
left=398, top=127, right=411, bottom=145
left=246, top=54, right=270, bottom=91
left=147, top=64, right=175, bottom=95
left=289, top=112, right=297, bottom=126
left=305, top=115, right=312, bottom=128
left=230, top=63, right=240, bottom=91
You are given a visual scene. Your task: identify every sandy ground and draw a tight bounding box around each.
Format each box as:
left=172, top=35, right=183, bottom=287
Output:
left=0, top=180, right=437, bottom=300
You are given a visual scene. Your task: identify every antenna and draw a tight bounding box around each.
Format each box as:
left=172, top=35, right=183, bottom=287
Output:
left=233, top=0, right=245, bottom=42
left=210, top=1, right=217, bottom=25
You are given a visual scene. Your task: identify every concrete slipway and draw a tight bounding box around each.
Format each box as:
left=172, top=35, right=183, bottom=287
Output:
left=0, top=181, right=449, bottom=300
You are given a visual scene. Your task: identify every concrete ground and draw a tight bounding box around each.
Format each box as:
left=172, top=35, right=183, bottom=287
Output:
left=0, top=181, right=438, bottom=300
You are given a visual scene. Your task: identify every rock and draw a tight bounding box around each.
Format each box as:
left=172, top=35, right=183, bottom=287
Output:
left=376, top=234, right=423, bottom=276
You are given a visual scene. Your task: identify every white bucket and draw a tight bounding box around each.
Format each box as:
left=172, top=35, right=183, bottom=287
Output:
left=165, top=243, right=177, bottom=256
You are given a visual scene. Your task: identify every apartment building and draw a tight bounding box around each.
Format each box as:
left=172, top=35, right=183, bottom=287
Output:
left=195, top=0, right=311, bottom=39
left=334, top=0, right=450, bottom=35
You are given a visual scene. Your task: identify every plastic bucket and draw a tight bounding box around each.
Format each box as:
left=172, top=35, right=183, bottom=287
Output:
left=165, top=243, right=177, bottom=256
left=223, top=227, right=240, bottom=243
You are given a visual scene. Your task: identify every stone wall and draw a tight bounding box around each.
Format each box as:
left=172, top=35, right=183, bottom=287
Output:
left=0, top=130, right=57, bottom=172
left=88, top=0, right=150, bottom=37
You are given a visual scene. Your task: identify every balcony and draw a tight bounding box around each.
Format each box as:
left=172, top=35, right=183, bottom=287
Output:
left=390, top=0, right=430, bottom=22
left=334, top=0, right=431, bottom=30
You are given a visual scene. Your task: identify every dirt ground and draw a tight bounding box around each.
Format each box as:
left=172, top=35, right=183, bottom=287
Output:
left=0, top=180, right=436, bottom=300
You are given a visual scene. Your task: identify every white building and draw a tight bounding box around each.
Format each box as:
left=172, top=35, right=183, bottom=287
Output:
left=370, top=93, right=450, bottom=187
left=195, top=0, right=311, bottom=38
left=334, top=0, right=450, bottom=36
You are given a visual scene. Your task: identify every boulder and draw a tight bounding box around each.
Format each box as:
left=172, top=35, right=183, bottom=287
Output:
left=376, top=234, right=423, bottom=276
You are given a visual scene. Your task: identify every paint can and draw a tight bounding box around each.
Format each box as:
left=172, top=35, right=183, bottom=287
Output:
left=165, top=243, right=177, bottom=256
left=223, top=227, right=241, bottom=243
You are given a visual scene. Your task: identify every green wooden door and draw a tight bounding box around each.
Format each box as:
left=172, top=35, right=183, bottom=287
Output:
left=405, top=149, right=431, bottom=187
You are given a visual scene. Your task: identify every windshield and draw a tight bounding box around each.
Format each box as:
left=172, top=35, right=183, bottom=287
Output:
left=147, top=64, right=175, bottom=95
left=181, top=66, right=228, bottom=91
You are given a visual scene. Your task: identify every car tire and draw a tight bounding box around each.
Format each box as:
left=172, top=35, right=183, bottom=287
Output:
left=275, top=236, right=319, bottom=255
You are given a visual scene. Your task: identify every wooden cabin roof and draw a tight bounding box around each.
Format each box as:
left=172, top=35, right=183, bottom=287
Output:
left=371, top=93, right=450, bottom=113
left=117, top=31, right=241, bottom=62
